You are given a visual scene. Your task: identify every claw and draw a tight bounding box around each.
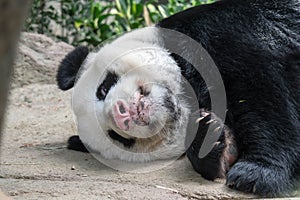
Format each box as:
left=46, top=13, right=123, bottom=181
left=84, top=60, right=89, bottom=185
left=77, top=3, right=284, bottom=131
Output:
left=195, top=116, right=205, bottom=123
left=206, top=119, right=217, bottom=124
left=214, top=141, right=221, bottom=146
left=214, top=126, right=221, bottom=132
left=199, top=110, right=210, bottom=117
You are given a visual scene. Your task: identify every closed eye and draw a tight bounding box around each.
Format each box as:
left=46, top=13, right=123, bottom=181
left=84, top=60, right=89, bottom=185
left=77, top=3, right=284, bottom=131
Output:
left=96, top=71, right=119, bottom=101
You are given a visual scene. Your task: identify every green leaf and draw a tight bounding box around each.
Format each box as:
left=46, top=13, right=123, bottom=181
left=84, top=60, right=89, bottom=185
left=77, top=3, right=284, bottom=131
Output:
left=99, top=14, right=112, bottom=23
left=93, top=18, right=99, bottom=29
left=74, top=20, right=83, bottom=29
left=157, top=5, right=169, bottom=18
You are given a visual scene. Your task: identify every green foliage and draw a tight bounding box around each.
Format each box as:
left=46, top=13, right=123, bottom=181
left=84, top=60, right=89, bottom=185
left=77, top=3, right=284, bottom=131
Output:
left=147, top=0, right=214, bottom=23
left=111, top=0, right=144, bottom=32
left=25, top=0, right=216, bottom=47
left=72, top=1, right=114, bottom=46
left=24, top=0, right=58, bottom=35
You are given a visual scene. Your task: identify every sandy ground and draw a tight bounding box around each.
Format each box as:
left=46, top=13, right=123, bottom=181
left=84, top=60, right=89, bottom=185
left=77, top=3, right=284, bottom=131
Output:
left=0, top=84, right=299, bottom=199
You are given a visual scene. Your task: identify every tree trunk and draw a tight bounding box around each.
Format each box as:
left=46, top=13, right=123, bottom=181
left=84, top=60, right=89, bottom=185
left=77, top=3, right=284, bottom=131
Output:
left=0, top=0, right=31, bottom=141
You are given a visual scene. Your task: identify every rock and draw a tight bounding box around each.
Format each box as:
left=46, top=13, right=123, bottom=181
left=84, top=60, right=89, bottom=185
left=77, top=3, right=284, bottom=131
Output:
left=11, top=32, right=74, bottom=88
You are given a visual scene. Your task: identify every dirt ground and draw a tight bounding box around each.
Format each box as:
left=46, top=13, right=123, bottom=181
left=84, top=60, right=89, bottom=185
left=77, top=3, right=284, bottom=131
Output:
left=0, top=84, right=299, bottom=199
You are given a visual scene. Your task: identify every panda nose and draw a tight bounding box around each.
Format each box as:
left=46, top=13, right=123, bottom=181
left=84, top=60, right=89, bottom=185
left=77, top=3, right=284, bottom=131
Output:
left=113, top=100, right=132, bottom=131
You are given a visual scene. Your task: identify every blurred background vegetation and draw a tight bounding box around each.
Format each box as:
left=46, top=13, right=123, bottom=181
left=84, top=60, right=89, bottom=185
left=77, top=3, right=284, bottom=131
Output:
left=24, top=0, right=215, bottom=47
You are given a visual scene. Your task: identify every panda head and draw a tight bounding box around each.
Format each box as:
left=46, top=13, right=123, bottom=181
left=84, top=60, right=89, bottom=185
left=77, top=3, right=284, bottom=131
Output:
left=57, top=29, right=191, bottom=162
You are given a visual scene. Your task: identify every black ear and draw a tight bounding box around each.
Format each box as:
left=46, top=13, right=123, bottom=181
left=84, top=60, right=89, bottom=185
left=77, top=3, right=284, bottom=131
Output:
left=56, top=46, right=89, bottom=90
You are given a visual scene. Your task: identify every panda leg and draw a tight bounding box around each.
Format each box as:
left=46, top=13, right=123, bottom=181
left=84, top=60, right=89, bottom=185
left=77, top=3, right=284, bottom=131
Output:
left=187, top=111, right=238, bottom=180
left=226, top=112, right=299, bottom=197
left=67, top=135, right=89, bottom=153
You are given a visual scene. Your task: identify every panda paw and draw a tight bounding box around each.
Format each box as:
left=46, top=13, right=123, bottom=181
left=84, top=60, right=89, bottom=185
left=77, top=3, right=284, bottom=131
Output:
left=226, top=159, right=293, bottom=197
left=188, top=110, right=238, bottom=180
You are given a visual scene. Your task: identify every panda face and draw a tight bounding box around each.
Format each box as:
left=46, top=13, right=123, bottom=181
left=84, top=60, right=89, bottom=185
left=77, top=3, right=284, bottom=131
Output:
left=58, top=28, right=191, bottom=162
left=97, top=70, right=181, bottom=140
left=92, top=48, right=184, bottom=151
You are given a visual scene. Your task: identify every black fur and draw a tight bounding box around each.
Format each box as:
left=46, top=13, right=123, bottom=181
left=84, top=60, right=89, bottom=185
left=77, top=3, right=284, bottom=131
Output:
left=57, top=46, right=89, bottom=90
left=108, top=130, right=136, bottom=148
left=158, top=0, right=300, bottom=197
left=67, top=135, right=89, bottom=153
left=187, top=114, right=225, bottom=180
left=67, top=131, right=136, bottom=152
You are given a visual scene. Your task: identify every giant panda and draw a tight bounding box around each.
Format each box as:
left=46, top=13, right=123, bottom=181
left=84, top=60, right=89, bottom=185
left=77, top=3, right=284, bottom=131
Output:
left=56, top=0, right=300, bottom=197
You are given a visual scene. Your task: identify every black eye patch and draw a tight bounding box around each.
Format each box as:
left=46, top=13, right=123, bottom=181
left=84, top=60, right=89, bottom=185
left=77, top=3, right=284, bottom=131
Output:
left=96, top=71, right=119, bottom=101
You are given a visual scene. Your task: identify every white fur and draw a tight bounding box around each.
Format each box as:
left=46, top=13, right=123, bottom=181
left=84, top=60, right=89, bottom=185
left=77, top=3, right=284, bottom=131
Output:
left=72, top=27, right=190, bottom=162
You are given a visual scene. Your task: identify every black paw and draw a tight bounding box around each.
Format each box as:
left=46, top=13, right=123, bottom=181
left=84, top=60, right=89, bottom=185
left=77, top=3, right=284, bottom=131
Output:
left=67, top=135, right=89, bottom=153
left=187, top=141, right=225, bottom=180
left=226, top=160, right=293, bottom=197
left=187, top=110, right=237, bottom=180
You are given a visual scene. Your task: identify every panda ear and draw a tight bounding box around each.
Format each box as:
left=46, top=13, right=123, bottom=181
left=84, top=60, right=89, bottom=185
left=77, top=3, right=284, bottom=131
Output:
left=56, top=46, right=89, bottom=90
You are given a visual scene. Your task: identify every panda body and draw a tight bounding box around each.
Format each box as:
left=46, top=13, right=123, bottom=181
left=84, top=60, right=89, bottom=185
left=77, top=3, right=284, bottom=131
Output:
left=57, top=0, right=300, bottom=197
